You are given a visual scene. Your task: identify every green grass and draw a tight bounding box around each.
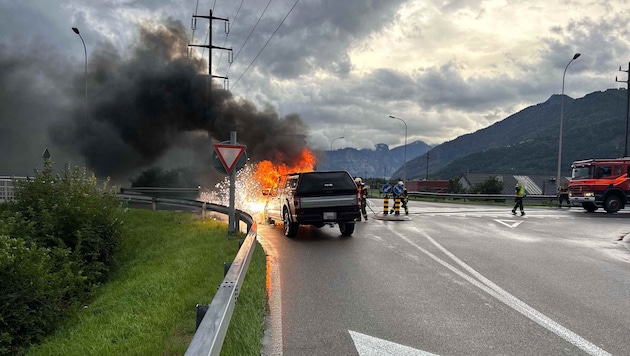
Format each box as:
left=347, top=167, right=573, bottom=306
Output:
left=26, top=209, right=267, bottom=356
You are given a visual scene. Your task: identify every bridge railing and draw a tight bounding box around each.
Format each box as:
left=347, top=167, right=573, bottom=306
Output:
left=117, top=192, right=257, bottom=356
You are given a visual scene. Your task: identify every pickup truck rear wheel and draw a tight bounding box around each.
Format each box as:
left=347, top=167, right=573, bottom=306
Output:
left=283, top=209, right=298, bottom=238
left=339, top=222, right=355, bottom=236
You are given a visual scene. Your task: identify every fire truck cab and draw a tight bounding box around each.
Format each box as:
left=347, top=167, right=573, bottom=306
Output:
left=569, top=158, right=630, bottom=213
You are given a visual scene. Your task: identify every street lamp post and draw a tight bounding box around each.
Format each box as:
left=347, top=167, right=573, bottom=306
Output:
left=330, top=136, right=344, bottom=169
left=556, top=53, right=581, bottom=191
left=72, top=27, right=87, bottom=167
left=389, top=115, right=407, bottom=183
left=72, top=27, right=87, bottom=123
left=425, top=151, right=429, bottom=191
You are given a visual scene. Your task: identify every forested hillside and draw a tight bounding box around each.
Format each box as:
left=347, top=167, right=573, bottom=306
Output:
left=392, top=88, right=628, bottom=180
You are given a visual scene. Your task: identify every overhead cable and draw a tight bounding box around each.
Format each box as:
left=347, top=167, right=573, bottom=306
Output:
left=231, top=0, right=302, bottom=89
left=217, top=0, right=245, bottom=75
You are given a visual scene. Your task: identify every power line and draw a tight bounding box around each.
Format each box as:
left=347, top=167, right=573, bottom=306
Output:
left=217, top=0, right=245, bottom=75
left=188, top=10, right=232, bottom=81
left=231, top=0, right=272, bottom=68
left=188, top=0, right=219, bottom=62
left=231, top=0, right=302, bottom=89
left=188, top=0, right=201, bottom=58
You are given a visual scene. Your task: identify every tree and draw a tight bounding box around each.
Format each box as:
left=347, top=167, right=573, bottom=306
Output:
left=447, top=177, right=465, bottom=193
left=468, top=176, right=503, bottom=194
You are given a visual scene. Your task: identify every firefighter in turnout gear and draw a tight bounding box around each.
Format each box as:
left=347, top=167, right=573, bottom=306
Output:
left=390, top=181, right=409, bottom=215
left=355, top=177, right=369, bottom=221
left=557, top=184, right=570, bottom=208
left=512, top=181, right=526, bottom=216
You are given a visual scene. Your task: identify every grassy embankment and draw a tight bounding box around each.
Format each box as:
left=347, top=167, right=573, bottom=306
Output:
left=26, top=209, right=267, bottom=356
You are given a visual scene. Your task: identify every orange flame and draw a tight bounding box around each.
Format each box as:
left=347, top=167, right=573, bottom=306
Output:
left=254, top=148, right=316, bottom=188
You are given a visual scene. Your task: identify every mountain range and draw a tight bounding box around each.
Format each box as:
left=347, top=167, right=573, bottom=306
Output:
left=326, top=88, right=629, bottom=182
left=319, top=141, right=431, bottom=180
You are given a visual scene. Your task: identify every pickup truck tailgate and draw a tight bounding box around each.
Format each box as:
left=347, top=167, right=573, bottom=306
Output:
left=299, top=194, right=357, bottom=208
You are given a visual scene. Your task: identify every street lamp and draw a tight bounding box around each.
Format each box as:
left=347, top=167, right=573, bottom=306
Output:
left=389, top=115, right=407, bottom=183
left=425, top=151, right=429, bottom=191
left=330, top=136, right=344, bottom=169
left=72, top=27, right=87, bottom=122
left=556, top=53, right=581, bottom=191
left=72, top=27, right=87, bottom=166
left=330, top=136, right=344, bottom=151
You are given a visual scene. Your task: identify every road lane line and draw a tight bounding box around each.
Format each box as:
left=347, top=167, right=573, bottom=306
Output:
left=386, top=225, right=611, bottom=356
left=258, top=233, right=284, bottom=356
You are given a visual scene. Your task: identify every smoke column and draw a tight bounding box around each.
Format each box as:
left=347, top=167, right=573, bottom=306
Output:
left=0, top=18, right=311, bottom=183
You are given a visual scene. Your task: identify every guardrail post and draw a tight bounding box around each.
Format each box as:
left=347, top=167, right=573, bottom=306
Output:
left=202, top=202, right=206, bottom=219
left=195, top=304, right=209, bottom=330
left=151, top=196, right=157, bottom=211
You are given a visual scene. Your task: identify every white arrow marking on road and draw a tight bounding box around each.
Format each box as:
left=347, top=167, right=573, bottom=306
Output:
left=494, top=219, right=523, bottom=229
left=349, top=330, right=439, bottom=356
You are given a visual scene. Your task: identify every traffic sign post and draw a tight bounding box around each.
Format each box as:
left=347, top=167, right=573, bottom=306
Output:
left=381, top=184, right=392, bottom=215
left=212, top=131, right=247, bottom=235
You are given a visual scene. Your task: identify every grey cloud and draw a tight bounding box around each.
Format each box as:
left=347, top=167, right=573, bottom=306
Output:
left=223, top=0, right=405, bottom=81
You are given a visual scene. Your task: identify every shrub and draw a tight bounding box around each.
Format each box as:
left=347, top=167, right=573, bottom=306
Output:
left=0, top=230, right=74, bottom=354
left=12, top=160, right=124, bottom=290
left=0, top=160, right=124, bottom=352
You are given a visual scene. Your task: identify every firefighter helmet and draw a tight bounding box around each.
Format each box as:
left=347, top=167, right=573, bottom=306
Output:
left=354, top=177, right=363, bottom=185
left=397, top=181, right=404, bottom=186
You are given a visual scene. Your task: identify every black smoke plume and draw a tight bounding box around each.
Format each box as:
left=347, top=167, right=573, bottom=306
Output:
left=1, top=18, right=310, bottom=183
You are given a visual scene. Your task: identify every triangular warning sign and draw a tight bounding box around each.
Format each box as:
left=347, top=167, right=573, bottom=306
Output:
left=213, top=144, right=246, bottom=173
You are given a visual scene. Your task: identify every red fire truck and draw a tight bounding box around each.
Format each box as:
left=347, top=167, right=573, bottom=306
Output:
left=568, top=158, right=630, bottom=213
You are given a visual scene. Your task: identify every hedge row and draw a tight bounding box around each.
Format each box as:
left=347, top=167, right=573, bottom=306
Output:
left=0, top=161, right=124, bottom=355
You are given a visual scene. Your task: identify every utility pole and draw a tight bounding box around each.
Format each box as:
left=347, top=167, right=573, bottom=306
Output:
left=188, top=9, right=233, bottom=89
left=616, top=63, right=630, bottom=157
left=425, top=151, right=429, bottom=191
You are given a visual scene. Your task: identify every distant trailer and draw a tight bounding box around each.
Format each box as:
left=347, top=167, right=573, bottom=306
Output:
left=0, top=176, right=27, bottom=203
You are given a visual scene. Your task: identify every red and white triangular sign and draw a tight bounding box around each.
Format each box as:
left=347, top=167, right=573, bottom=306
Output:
left=213, top=144, right=246, bottom=174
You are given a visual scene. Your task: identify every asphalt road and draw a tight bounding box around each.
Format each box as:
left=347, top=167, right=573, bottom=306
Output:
left=257, top=200, right=630, bottom=356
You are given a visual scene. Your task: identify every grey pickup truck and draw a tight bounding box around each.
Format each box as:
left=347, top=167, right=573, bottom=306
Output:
left=263, top=170, right=361, bottom=237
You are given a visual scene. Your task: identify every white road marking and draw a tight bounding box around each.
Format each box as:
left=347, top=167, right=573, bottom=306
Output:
left=257, top=234, right=284, bottom=356
left=494, top=219, right=523, bottom=229
left=384, top=225, right=611, bottom=356
left=349, top=330, right=439, bottom=356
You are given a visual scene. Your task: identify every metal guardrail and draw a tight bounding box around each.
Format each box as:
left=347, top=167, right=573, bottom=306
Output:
left=406, top=191, right=559, bottom=202
left=117, top=193, right=257, bottom=356
left=117, top=189, right=559, bottom=354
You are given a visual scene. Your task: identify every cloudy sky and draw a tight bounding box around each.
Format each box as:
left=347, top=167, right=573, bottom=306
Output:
left=1, top=0, right=629, bottom=179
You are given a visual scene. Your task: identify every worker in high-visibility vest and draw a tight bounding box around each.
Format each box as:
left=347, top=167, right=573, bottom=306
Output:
left=557, top=184, right=570, bottom=208
left=512, top=182, right=526, bottom=216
